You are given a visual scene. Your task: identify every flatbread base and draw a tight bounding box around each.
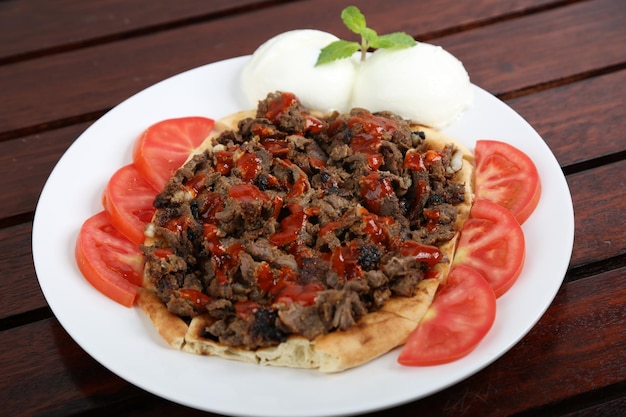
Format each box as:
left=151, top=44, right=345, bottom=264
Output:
left=137, top=105, right=474, bottom=373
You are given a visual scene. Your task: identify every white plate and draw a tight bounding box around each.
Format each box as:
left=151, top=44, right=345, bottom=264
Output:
left=33, top=56, right=574, bottom=417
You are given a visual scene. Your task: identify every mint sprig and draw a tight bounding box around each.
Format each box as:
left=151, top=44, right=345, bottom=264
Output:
left=316, top=6, right=416, bottom=66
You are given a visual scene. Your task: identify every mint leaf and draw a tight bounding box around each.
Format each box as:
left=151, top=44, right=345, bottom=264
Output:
left=361, top=27, right=378, bottom=44
left=370, top=32, right=416, bottom=49
left=316, top=40, right=360, bottom=66
left=317, top=6, right=417, bottom=65
left=341, top=6, right=366, bottom=34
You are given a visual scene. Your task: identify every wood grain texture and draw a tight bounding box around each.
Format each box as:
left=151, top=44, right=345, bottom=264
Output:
left=0, top=0, right=563, bottom=61
left=0, top=123, right=90, bottom=219
left=560, top=396, right=626, bottom=417
left=0, top=0, right=270, bottom=61
left=438, top=0, right=626, bottom=95
left=0, top=223, right=47, bottom=320
left=0, top=319, right=141, bottom=417
left=567, top=159, right=626, bottom=266
left=506, top=70, right=626, bottom=168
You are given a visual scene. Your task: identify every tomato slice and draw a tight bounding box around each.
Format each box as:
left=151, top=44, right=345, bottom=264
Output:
left=453, top=199, right=525, bottom=297
left=398, top=265, right=496, bottom=366
left=103, top=164, right=158, bottom=245
left=132, top=117, right=215, bottom=190
left=75, top=211, right=144, bottom=307
left=475, top=140, right=541, bottom=224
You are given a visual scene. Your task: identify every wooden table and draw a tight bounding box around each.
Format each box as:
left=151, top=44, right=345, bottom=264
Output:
left=1, top=1, right=625, bottom=416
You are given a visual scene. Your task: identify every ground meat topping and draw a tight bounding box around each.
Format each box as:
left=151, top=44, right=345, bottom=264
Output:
left=142, top=91, right=467, bottom=350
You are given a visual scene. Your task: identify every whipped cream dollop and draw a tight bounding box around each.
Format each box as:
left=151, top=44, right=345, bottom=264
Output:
left=350, top=43, right=473, bottom=129
left=241, top=30, right=473, bottom=128
left=241, top=29, right=356, bottom=114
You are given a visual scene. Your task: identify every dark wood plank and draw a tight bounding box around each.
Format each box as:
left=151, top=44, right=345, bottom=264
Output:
left=0, top=0, right=271, bottom=61
left=506, top=70, right=626, bottom=168
left=0, top=318, right=143, bottom=417
left=0, top=123, right=89, bottom=219
left=0, top=0, right=564, bottom=62
left=2, top=0, right=620, bottom=136
left=567, top=159, right=626, bottom=266
left=2, top=267, right=622, bottom=417
left=439, top=0, right=626, bottom=96
left=0, top=223, right=47, bottom=320
left=561, top=395, right=626, bottom=417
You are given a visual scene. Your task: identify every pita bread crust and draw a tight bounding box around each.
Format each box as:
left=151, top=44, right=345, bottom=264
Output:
left=137, top=107, right=474, bottom=372
left=183, top=315, right=325, bottom=369
left=178, top=277, right=438, bottom=373
left=136, top=288, right=188, bottom=349
left=137, top=273, right=438, bottom=373
left=379, top=277, right=439, bottom=321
